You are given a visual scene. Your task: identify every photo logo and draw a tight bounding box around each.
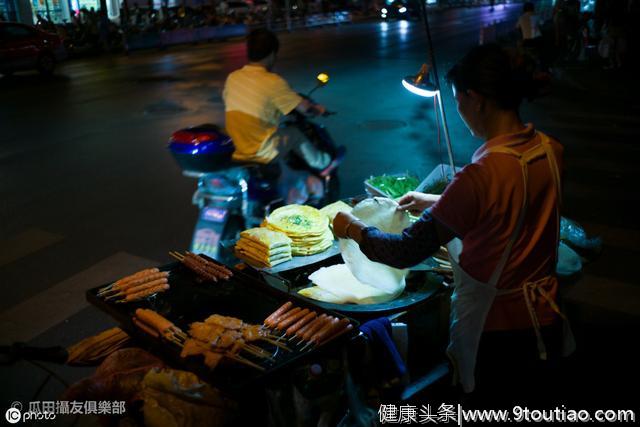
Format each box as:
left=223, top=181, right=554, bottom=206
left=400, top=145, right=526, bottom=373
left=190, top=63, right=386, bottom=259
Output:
left=5, top=402, right=22, bottom=424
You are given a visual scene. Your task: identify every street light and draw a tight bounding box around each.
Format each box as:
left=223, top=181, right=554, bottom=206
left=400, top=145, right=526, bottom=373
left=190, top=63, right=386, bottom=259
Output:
left=401, top=1, right=456, bottom=175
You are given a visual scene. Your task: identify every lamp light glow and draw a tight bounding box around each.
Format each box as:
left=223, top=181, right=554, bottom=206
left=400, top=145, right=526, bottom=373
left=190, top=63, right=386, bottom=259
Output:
left=402, top=64, right=438, bottom=98
left=381, top=7, right=388, bottom=13
left=402, top=79, right=438, bottom=97
left=399, top=6, right=407, bottom=13
left=317, top=73, right=330, bottom=84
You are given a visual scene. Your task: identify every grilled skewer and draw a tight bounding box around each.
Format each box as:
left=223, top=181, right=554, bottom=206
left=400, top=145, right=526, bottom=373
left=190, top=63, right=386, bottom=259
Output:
left=97, top=268, right=163, bottom=295
left=169, top=251, right=233, bottom=282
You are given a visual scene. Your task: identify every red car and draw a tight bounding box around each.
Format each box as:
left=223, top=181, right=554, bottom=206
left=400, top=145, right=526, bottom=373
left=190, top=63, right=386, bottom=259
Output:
left=0, top=22, right=66, bottom=76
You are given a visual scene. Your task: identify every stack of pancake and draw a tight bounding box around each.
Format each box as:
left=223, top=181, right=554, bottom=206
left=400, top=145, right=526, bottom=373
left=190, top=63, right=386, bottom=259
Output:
left=319, top=200, right=352, bottom=227
left=235, top=227, right=292, bottom=268
left=263, top=205, right=333, bottom=256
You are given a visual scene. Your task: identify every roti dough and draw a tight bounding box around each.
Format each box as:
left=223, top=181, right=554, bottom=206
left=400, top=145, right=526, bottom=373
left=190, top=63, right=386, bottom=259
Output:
left=301, top=197, right=411, bottom=304
left=340, top=197, right=411, bottom=294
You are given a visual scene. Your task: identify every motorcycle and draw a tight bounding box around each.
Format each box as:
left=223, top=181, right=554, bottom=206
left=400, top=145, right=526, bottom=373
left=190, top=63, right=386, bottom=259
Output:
left=168, top=73, right=344, bottom=262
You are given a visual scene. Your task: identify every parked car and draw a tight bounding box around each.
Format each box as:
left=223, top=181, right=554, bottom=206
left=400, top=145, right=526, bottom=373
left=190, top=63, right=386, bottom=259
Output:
left=0, top=22, right=66, bottom=76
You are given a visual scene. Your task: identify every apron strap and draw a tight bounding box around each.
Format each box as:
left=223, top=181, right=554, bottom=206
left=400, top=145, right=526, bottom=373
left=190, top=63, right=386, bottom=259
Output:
left=483, top=146, right=530, bottom=287
left=497, top=276, right=566, bottom=360
left=483, top=133, right=560, bottom=286
left=490, top=132, right=566, bottom=360
left=540, top=135, right=562, bottom=265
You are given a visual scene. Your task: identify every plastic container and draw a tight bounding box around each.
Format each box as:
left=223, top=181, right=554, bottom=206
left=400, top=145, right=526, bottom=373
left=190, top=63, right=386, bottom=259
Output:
left=168, top=124, right=234, bottom=174
left=364, top=173, right=421, bottom=199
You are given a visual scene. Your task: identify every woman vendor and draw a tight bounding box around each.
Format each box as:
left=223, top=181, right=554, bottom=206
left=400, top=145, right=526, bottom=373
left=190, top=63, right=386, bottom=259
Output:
left=334, top=44, right=574, bottom=400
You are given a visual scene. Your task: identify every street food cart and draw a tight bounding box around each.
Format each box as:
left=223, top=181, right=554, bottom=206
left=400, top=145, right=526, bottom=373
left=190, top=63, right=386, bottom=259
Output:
left=79, top=170, right=454, bottom=425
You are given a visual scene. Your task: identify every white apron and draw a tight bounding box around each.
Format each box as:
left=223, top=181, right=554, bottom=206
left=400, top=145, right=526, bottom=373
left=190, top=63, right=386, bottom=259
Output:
left=446, top=133, right=576, bottom=393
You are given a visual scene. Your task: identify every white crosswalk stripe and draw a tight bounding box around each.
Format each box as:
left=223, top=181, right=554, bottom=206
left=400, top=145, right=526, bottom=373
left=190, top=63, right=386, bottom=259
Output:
left=0, top=252, right=159, bottom=343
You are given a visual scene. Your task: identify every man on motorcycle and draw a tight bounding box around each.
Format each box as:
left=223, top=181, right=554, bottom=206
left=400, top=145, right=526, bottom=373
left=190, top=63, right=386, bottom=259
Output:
left=222, top=28, right=333, bottom=173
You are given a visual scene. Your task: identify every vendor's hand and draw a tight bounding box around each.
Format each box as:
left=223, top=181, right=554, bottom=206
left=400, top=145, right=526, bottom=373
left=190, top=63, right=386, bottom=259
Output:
left=333, top=211, right=359, bottom=239
left=397, top=191, right=440, bottom=215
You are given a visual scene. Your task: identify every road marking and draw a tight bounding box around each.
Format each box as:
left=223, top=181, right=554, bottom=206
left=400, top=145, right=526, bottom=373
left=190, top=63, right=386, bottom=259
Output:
left=564, top=274, right=640, bottom=318
left=0, top=228, right=64, bottom=267
left=0, top=252, right=159, bottom=343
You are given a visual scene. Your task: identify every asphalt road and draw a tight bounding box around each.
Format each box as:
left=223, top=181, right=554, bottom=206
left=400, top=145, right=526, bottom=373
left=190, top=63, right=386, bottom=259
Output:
left=1, top=1, right=639, bottom=418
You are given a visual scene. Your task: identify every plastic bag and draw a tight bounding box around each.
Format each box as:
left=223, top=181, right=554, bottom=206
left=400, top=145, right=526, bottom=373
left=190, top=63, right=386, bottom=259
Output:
left=556, top=241, right=583, bottom=277
left=560, top=217, right=602, bottom=253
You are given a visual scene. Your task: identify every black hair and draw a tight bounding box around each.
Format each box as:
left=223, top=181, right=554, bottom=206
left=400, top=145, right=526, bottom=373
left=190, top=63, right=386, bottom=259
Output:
left=247, top=28, right=279, bottom=62
left=523, top=2, right=535, bottom=12
left=446, top=44, right=536, bottom=111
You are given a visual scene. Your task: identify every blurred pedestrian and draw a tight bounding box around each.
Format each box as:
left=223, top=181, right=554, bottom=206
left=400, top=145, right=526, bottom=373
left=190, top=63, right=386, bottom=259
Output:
left=517, top=2, right=542, bottom=43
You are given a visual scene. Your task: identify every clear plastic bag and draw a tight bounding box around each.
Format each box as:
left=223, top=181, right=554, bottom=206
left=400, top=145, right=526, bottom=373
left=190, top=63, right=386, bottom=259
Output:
left=556, top=217, right=603, bottom=277
left=560, top=217, right=602, bottom=253
left=556, top=241, right=583, bottom=277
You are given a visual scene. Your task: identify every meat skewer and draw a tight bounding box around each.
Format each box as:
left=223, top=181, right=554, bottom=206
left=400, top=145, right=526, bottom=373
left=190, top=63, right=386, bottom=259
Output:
left=104, top=278, right=168, bottom=300
left=97, top=268, right=161, bottom=295
left=264, top=302, right=293, bottom=328
left=285, top=311, right=317, bottom=337
left=277, top=308, right=310, bottom=332
left=116, top=283, right=170, bottom=303
left=289, top=314, right=328, bottom=343
left=301, top=318, right=352, bottom=352
left=133, top=309, right=187, bottom=347
left=296, top=315, right=333, bottom=346
left=185, top=252, right=233, bottom=278
left=270, top=307, right=302, bottom=332
left=99, top=271, right=169, bottom=296
left=170, top=252, right=219, bottom=282
left=169, top=251, right=233, bottom=282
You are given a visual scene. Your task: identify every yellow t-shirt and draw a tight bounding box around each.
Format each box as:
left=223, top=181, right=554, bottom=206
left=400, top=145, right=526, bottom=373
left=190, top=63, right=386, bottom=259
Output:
left=223, top=65, right=302, bottom=163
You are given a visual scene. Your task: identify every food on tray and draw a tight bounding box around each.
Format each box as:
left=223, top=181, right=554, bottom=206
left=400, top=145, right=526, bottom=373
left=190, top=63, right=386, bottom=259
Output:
left=66, top=327, right=131, bottom=366
left=319, top=200, right=352, bottom=224
left=97, top=269, right=170, bottom=303
left=235, top=227, right=292, bottom=268
left=204, top=314, right=245, bottom=330
left=181, top=313, right=291, bottom=372
left=263, top=301, right=293, bottom=327
left=300, top=317, right=353, bottom=351
left=169, top=251, right=233, bottom=282
left=286, top=311, right=317, bottom=336
left=366, top=174, right=420, bottom=199
left=262, top=302, right=353, bottom=350
left=133, top=309, right=188, bottom=347
left=302, top=197, right=411, bottom=304
left=301, top=263, right=402, bottom=304
left=263, top=205, right=334, bottom=256
left=240, top=227, right=293, bottom=248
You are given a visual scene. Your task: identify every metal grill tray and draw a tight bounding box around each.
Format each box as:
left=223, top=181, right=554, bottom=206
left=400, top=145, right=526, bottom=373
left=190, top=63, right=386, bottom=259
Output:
left=86, top=257, right=358, bottom=395
left=240, top=254, right=445, bottom=317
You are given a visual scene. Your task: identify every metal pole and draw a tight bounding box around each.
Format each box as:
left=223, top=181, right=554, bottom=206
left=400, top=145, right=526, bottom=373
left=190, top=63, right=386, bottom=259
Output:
left=436, top=91, right=456, bottom=174
left=418, top=0, right=456, bottom=174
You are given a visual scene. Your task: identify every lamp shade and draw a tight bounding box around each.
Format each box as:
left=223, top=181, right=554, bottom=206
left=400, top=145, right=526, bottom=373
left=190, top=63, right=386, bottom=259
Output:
left=402, top=64, right=439, bottom=98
